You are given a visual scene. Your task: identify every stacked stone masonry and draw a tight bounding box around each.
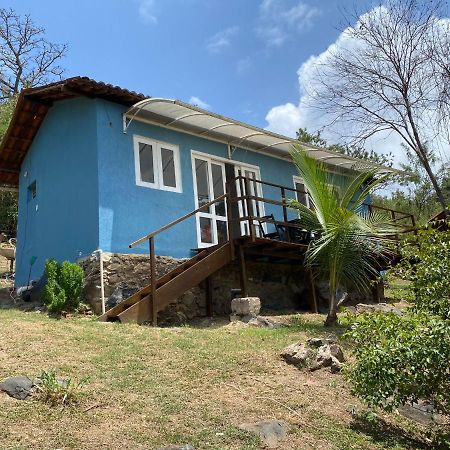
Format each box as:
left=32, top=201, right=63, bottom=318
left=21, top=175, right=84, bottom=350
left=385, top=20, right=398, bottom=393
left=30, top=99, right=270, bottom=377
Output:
left=80, top=252, right=375, bottom=324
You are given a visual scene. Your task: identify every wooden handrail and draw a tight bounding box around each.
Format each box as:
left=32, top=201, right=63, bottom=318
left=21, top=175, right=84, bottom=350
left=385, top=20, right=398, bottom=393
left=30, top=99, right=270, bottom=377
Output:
left=129, top=193, right=229, bottom=248
left=231, top=174, right=414, bottom=221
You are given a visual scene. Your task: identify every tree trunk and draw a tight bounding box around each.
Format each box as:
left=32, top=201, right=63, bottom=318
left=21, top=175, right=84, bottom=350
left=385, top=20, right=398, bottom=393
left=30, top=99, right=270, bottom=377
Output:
left=325, top=270, right=338, bottom=327
left=325, top=290, right=338, bottom=326
left=420, top=151, right=448, bottom=215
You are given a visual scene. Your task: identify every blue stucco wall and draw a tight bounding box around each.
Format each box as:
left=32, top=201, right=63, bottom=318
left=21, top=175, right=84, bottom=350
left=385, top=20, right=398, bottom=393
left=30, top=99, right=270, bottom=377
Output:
left=15, top=95, right=366, bottom=286
left=15, top=98, right=99, bottom=286
left=95, top=99, right=302, bottom=258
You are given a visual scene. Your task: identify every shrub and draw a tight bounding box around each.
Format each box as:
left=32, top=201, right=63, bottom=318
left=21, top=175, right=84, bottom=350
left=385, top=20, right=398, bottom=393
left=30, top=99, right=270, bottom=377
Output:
left=42, top=259, right=84, bottom=313
left=398, top=225, right=450, bottom=319
left=343, top=312, right=450, bottom=416
left=34, top=370, right=89, bottom=407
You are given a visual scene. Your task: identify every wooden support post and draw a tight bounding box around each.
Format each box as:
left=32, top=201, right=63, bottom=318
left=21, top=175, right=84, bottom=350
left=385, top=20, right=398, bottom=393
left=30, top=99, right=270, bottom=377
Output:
left=149, top=237, right=157, bottom=326
left=244, top=177, right=256, bottom=241
left=225, top=184, right=235, bottom=260
left=205, top=276, right=213, bottom=317
left=281, top=187, right=290, bottom=242
left=238, top=244, right=248, bottom=298
left=308, top=269, right=318, bottom=313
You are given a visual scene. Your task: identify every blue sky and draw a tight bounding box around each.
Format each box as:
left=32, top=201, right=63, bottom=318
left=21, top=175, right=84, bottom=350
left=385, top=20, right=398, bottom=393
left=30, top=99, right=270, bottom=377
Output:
left=11, top=0, right=374, bottom=139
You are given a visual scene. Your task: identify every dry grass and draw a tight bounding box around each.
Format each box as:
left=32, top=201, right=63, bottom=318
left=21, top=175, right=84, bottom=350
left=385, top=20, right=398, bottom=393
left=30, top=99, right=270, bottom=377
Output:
left=0, top=308, right=428, bottom=450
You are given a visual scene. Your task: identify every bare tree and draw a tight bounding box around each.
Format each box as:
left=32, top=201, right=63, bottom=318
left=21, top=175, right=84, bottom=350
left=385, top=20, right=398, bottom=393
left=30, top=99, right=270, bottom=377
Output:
left=309, top=0, right=449, bottom=214
left=0, top=8, right=67, bottom=99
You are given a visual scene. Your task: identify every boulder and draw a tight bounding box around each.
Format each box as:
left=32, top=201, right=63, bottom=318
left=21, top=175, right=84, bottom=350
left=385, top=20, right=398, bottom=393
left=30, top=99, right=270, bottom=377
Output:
left=231, top=297, right=261, bottom=317
left=307, top=337, right=336, bottom=348
left=0, top=376, right=35, bottom=400
left=239, top=420, right=288, bottom=448
left=312, top=344, right=345, bottom=370
left=281, top=343, right=312, bottom=368
left=355, top=303, right=403, bottom=316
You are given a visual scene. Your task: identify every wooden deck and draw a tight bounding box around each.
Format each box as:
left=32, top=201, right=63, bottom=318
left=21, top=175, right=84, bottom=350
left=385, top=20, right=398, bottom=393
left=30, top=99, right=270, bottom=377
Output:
left=100, top=175, right=415, bottom=325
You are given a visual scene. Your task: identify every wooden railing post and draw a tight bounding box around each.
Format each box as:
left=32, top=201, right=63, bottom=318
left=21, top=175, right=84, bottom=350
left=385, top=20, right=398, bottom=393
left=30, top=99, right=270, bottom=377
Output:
left=281, top=187, right=290, bottom=242
left=149, top=237, right=157, bottom=326
left=244, top=176, right=256, bottom=241
left=225, top=185, right=235, bottom=260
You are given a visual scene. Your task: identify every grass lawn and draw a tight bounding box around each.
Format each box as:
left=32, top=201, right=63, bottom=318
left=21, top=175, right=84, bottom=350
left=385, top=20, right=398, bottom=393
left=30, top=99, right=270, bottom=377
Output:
left=0, top=308, right=429, bottom=450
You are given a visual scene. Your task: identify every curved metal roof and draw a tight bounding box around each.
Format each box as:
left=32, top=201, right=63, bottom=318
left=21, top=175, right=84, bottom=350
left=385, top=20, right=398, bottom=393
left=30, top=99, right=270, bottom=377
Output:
left=124, top=98, right=396, bottom=174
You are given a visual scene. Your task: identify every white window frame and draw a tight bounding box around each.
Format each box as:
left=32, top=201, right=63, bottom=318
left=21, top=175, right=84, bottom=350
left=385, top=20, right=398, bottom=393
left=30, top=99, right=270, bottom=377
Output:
left=133, top=135, right=182, bottom=193
left=293, top=175, right=310, bottom=208
left=191, top=153, right=228, bottom=249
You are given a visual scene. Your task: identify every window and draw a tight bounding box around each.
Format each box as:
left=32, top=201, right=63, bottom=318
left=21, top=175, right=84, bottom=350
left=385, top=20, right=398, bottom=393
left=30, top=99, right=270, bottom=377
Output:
left=134, top=136, right=181, bottom=192
left=293, top=176, right=310, bottom=208
left=27, top=180, right=37, bottom=201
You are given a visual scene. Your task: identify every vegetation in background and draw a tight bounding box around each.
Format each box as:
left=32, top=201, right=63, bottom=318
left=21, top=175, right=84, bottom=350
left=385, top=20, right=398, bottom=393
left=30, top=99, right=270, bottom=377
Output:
left=42, top=259, right=84, bottom=314
left=297, top=127, right=394, bottom=168
left=289, top=144, right=399, bottom=326
left=399, top=226, right=450, bottom=319
left=0, top=8, right=67, bottom=99
left=343, top=225, right=450, bottom=445
left=374, top=147, right=450, bottom=225
left=35, top=370, right=89, bottom=407
left=304, top=0, right=450, bottom=213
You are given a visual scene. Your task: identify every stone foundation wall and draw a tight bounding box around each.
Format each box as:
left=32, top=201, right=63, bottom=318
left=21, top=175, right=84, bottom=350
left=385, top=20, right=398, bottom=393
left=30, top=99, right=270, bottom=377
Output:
left=80, top=252, right=315, bottom=322
left=80, top=252, right=376, bottom=323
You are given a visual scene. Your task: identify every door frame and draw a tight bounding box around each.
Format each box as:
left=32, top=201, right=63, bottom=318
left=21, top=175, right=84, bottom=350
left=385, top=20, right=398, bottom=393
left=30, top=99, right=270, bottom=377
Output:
left=191, top=150, right=264, bottom=245
left=191, top=152, right=228, bottom=248
left=234, top=164, right=265, bottom=236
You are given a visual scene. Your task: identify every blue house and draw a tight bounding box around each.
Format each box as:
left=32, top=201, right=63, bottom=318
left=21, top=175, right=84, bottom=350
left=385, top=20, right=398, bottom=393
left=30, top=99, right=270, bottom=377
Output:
left=0, top=77, right=406, bottom=323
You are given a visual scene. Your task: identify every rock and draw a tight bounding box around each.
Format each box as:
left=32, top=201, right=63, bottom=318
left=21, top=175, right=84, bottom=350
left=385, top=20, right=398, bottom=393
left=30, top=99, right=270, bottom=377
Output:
left=330, top=357, right=343, bottom=373
left=398, top=402, right=435, bottom=425
left=312, top=344, right=345, bottom=371
left=355, top=303, right=403, bottom=316
left=239, top=420, right=288, bottom=448
left=231, top=297, right=261, bottom=317
left=106, top=283, right=139, bottom=309
left=307, top=337, right=336, bottom=348
left=247, top=316, right=280, bottom=328
left=281, top=343, right=312, bottom=368
left=156, top=446, right=195, bottom=450
left=0, top=376, right=34, bottom=400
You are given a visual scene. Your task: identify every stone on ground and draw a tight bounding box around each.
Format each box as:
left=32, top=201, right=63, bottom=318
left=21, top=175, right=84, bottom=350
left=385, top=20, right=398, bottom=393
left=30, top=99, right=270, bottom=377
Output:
left=231, top=297, right=261, bottom=317
left=239, top=420, right=288, bottom=448
left=354, top=303, right=403, bottom=316
left=281, top=343, right=312, bottom=368
left=281, top=339, right=345, bottom=374
left=0, top=376, right=34, bottom=400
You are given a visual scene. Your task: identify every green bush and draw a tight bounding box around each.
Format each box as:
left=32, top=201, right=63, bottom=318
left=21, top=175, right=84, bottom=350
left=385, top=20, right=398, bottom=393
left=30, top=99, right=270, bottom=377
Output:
left=343, top=312, right=450, bottom=416
left=343, top=226, right=450, bottom=443
left=42, top=259, right=84, bottom=313
left=398, top=225, right=450, bottom=319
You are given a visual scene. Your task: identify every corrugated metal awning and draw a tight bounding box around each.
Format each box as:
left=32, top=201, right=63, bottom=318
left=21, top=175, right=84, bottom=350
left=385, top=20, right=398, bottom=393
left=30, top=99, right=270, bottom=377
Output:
left=124, top=98, right=395, bottom=174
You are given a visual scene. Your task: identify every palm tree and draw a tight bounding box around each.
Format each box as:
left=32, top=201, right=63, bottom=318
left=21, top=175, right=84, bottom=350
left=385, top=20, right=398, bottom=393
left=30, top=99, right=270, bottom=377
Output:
left=289, top=144, right=401, bottom=326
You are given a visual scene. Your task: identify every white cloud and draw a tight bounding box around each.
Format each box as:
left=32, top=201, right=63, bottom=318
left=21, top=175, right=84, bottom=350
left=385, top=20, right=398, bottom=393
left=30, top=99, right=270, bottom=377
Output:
left=189, top=96, right=210, bottom=110
left=257, top=0, right=320, bottom=47
left=205, top=27, right=239, bottom=54
left=137, top=0, right=158, bottom=24
left=264, top=8, right=414, bottom=164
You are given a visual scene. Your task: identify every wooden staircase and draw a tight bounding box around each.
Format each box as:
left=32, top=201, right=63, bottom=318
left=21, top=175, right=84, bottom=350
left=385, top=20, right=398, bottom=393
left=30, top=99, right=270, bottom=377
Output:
left=98, top=241, right=232, bottom=324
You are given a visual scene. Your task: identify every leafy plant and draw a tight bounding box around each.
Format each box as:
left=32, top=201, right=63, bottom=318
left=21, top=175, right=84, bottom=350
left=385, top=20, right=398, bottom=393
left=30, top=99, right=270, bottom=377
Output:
left=59, top=261, right=84, bottom=310
left=42, top=259, right=84, bottom=314
left=289, top=144, right=400, bottom=326
left=343, top=312, right=450, bottom=417
left=34, top=370, right=89, bottom=407
left=397, top=225, right=450, bottom=319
